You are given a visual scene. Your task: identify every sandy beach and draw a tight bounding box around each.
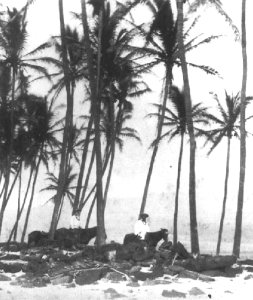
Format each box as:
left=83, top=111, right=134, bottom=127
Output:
left=1, top=266, right=253, bottom=300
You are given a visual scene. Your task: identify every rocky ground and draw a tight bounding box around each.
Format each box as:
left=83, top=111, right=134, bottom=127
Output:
left=0, top=242, right=253, bottom=299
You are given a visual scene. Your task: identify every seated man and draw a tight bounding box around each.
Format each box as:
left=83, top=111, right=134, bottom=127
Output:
left=134, top=213, right=150, bottom=240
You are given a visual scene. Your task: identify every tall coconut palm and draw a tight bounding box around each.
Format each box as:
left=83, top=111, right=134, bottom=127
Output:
left=233, top=0, right=247, bottom=258
left=8, top=97, right=60, bottom=242
left=41, top=165, right=77, bottom=227
left=49, top=0, right=75, bottom=239
left=80, top=0, right=106, bottom=246
left=176, top=0, right=199, bottom=253
left=202, top=91, right=251, bottom=255
left=0, top=5, right=50, bottom=236
left=135, top=0, right=219, bottom=218
left=148, top=85, right=211, bottom=245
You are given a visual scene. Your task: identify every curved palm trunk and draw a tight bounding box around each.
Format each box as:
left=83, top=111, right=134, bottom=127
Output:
left=14, top=164, right=22, bottom=241
left=80, top=146, right=111, bottom=211
left=21, top=156, right=42, bottom=243
left=85, top=193, right=96, bottom=228
left=80, top=0, right=106, bottom=246
left=8, top=165, right=34, bottom=243
left=103, top=84, right=116, bottom=209
left=173, top=132, right=184, bottom=245
left=140, top=73, right=171, bottom=215
left=177, top=0, right=199, bottom=254
left=73, top=115, right=94, bottom=211
left=103, top=147, right=115, bottom=210
left=233, top=0, right=247, bottom=258
left=79, top=143, right=96, bottom=209
left=50, top=0, right=74, bottom=239
left=216, top=136, right=231, bottom=255
left=0, top=68, right=16, bottom=236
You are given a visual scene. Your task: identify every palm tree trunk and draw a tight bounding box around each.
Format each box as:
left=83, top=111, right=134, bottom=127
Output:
left=21, top=156, right=42, bottom=243
left=140, top=73, right=171, bottom=215
left=103, top=147, right=115, bottom=210
left=0, top=161, right=21, bottom=236
left=7, top=165, right=34, bottom=243
left=176, top=0, right=199, bottom=254
left=216, top=137, right=231, bottom=255
left=56, top=197, right=64, bottom=228
left=80, top=146, right=111, bottom=211
left=80, top=0, right=106, bottom=246
left=85, top=193, right=96, bottom=228
left=73, top=115, right=94, bottom=211
left=233, top=0, right=247, bottom=258
left=49, top=0, right=74, bottom=239
left=14, top=163, right=22, bottom=241
left=79, top=143, right=96, bottom=208
left=173, top=132, right=184, bottom=245
left=103, top=83, right=116, bottom=209
left=0, top=68, right=16, bottom=236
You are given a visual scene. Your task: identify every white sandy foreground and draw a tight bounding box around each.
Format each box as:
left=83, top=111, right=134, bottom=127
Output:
left=0, top=267, right=253, bottom=300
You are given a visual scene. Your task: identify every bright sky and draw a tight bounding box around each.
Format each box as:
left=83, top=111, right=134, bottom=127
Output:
left=1, top=1, right=253, bottom=245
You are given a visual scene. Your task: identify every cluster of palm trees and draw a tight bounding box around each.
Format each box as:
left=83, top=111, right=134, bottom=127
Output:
left=0, top=0, right=249, bottom=257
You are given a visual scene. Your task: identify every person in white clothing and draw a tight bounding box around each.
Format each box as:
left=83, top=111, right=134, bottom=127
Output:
left=134, top=213, right=150, bottom=240
left=70, top=209, right=81, bottom=229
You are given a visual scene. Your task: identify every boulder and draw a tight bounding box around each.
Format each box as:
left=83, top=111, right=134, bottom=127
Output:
left=105, top=271, right=126, bottom=282
left=189, top=287, right=205, bottom=296
left=51, top=274, right=74, bottom=285
left=0, top=274, right=11, bottom=281
left=0, top=261, right=24, bottom=273
left=104, top=288, right=126, bottom=298
left=162, top=289, right=186, bottom=298
left=75, top=267, right=107, bottom=285
left=174, top=255, right=236, bottom=272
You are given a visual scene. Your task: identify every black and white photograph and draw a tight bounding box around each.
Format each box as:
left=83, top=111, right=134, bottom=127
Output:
left=0, top=0, right=252, bottom=299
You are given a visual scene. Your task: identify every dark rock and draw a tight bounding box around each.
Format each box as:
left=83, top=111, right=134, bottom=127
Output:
left=174, top=255, right=236, bottom=273
left=104, top=287, right=126, bottom=298
left=128, top=265, right=142, bottom=274
left=23, top=261, right=49, bottom=275
left=105, top=271, right=126, bottom=282
left=66, top=282, right=76, bottom=288
left=75, top=267, right=107, bottom=285
left=126, top=281, right=140, bottom=287
left=244, top=274, right=253, bottom=280
left=0, top=254, right=20, bottom=260
left=239, top=259, right=253, bottom=266
left=179, top=270, right=215, bottom=282
left=244, top=266, right=253, bottom=272
left=51, top=274, right=74, bottom=285
left=224, top=265, right=243, bottom=277
left=162, top=289, right=186, bottom=298
left=0, top=274, right=11, bottom=281
left=164, top=265, right=185, bottom=276
left=201, top=270, right=227, bottom=277
left=131, top=269, right=163, bottom=281
left=189, top=287, right=205, bottom=296
left=0, top=262, right=23, bottom=273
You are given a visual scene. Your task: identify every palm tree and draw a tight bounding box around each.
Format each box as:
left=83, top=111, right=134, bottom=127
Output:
left=188, top=0, right=239, bottom=40
left=135, top=0, right=219, bottom=218
left=0, top=5, right=50, bottom=236
left=233, top=0, right=247, bottom=258
left=176, top=0, right=199, bottom=254
left=148, top=85, right=211, bottom=245
left=49, top=0, right=75, bottom=239
left=8, top=97, right=60, bottom=242
left=202, top=91, right=251, bottom=255
left=80, top=0, right=106, bottom=246
left=41, top=165, right=77, bottom=227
